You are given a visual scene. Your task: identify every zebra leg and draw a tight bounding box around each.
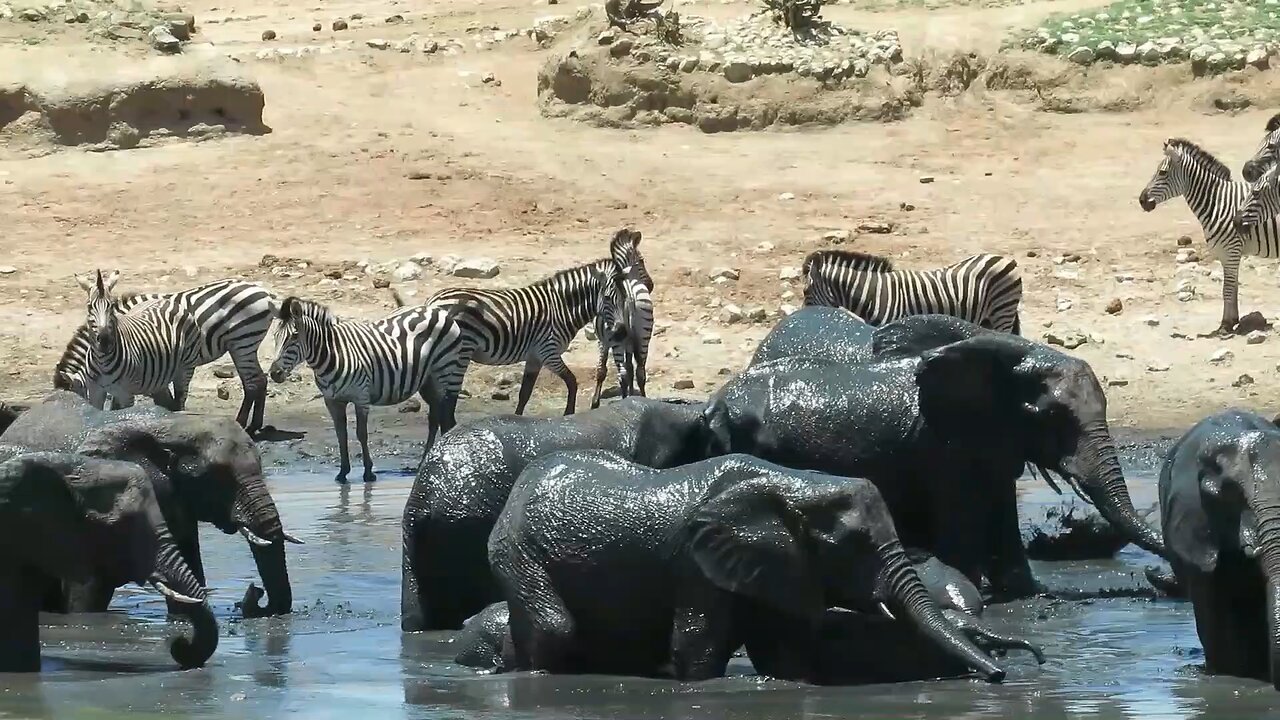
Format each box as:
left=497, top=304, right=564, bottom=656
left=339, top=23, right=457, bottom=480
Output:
left=230, top=346, right=269, bottom=435
left=354, top=402, right=376, bottom=483
left=590, top=335, right=610, bottom=410
left=325, top=398, right=352, bottom=484
left=1210, top=251, right=1242, bottom=336
left=171, top=367, right=195, bottom=411
left=150, top=386, right=178, bottom=411
left=542, top=354, right=578, bottom=416
left=514, top=358, right=543, bottom=416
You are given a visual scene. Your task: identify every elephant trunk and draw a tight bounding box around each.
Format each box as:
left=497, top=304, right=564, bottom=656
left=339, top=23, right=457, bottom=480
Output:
left=1069, top=423, right=1167, bottom=558
left=233, top=482, right=293, bottom=617
left=167, top=601, right=218, bottom=670
left=877, top=540, right=1006, bottom=683
left=150, top=523, right=217, bottom=669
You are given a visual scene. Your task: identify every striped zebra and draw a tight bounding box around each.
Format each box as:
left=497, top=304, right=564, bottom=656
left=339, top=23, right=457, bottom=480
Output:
left=1236, top=160, right=1280, bottom=234
left=1139, top=138, right=1280, bottom=336
left=59, top=275, right=278, bottom=433
left=1242, top=112, right=1280, bottom=183
left=424, top=258, right=628, bottom=416
left=610, top=227, right=654, bottom=291
left=591, top=268, right=655, bottom=408
left=267, top=296, right=470, bottom=483
left=74, top=270, right=204, bottom=414
left=801, top=250, right=1023, bottom=334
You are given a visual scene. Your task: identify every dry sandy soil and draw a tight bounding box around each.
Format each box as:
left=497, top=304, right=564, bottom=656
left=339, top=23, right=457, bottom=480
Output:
left=4, top=0, right=1280, bottom=464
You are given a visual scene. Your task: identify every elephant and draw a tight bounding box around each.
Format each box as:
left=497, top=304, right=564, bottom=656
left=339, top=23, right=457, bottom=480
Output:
left=0, top=390, right=300, bottom=618
left=402, top=396, right=722, bottom=632
left=488, top=450, right=1007, bottom=682
left=452, top=551, right=1041, bottom=679
left=1157, top=408, right=1280, bottom=688
left=704, top=324, right=1166, bottom=600
left=747, top=307, right=872, bottom=369
left=0, top=451, right=217, bottom=671
left=1022, top=498, right=1161, bottom=561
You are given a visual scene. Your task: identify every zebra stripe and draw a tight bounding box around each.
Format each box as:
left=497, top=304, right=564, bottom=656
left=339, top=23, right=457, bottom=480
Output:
left=592, top=272, right=654, bottom=407
left=801, top=250, right=1022, bottom=333
left=424, top=258, right=627, bottom=416
left=610, top=228, right=654, bottom=291
left=59, top=276, right=278, bottom=432
left=1139, top=138, right=1280, bottom=333
left=1242, top=112, right=1280, bottom=183
left=268, top=297, right=470, bottom=482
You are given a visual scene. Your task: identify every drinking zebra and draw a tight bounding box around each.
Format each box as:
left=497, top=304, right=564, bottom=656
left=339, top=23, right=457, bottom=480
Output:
left=424, top=259, right=629, bottom=416
left=268, top=296, right=470, bottom=483
left=1139, top=138, right=1280, bottom=336
left=1242, top=112, right=1280, bottom=183
left=59, top=275, right=278, bottom=433
left=801, top=250, right=1022, bottom=333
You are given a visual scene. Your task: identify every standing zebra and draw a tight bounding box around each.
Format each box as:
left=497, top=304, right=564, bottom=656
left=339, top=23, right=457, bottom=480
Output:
left=1242, top=112, right=1280, bottom=183
left=75, top=269, right=204, bottom=413
left=424, top=259, right=628, bottom=416
left=1139, top=138, right=1280, bottom=336
left=1236, top=160, right=1280, bottom=234
left=268, top=296, right=470, bottom=483
left=591, top=228, right=656, bottom=407
left=61, top=275, right=278, bottom=433
left=801, top=249, right=1022, bottom=333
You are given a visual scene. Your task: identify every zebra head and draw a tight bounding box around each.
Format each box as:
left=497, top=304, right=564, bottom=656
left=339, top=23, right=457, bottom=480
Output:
left=1243, top=112, right=1280, bottom=183
left=594, top=261, right=629, bottom=344
left=1139, top=139, right=1229, bottom=212
left=609, top=228, right=654, bottom=291
left=1236, top=161, right=1280, bottom=234
left=75, top=269, right=122, bottom=354
left=269, top=297, right=333, bottom=383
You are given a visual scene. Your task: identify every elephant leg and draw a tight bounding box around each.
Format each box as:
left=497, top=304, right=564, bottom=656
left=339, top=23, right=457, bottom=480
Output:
left=985, top=478, right=1044, bottom=600
left=0, top=567, right=41, bottom=672
left=401, top=523, right=427, bottom=632
left=504, top=558, right=575, bottom=672
left=669, top=581, right=739, bottom=680
left=514, top=358, right=542, bottom=416
left=929, top=476, right=984, bottom=589
left=325, top=398, right=351, bottom=484
left=1189, top=568, right=1267, bottom=679
left=64, top=576, right=115, bottom=612
left=354, top=402, right=375, bottom=483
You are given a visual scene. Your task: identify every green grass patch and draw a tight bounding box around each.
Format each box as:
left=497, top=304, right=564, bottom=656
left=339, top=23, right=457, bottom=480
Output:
left=1010, top=0, right=1280, bottom=68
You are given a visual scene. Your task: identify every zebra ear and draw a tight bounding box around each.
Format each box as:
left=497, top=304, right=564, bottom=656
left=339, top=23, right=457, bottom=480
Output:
left=279, top=297, right=296, bottom=323
left=102, top=270, right=120, bottom=293
left=75, top=273, right=95, bottom=293
left=1267, top=113, right=1280, bottom=133
left=630, top=229, right=641, bottom=246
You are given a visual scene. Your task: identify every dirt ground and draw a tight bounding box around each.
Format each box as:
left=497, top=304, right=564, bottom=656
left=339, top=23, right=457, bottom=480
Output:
left=4, top=0, right=1280, bottom=463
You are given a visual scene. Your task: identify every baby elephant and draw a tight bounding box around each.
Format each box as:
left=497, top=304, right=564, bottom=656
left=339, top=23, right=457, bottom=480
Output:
left=1160, top=409, right=1280, bottom=689
left=488, top=451, right=1007, bottom=682
left=455, top=552, right=1043, bottom=682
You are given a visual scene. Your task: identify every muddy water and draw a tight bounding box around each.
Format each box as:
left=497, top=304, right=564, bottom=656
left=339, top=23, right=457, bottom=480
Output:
left=5, top=453, right=1280, bottom=719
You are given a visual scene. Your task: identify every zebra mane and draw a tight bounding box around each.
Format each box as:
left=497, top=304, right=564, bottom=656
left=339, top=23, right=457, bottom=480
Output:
left=53, top=323, right=93, bottom=388
left=276, top=296, right=339, bottom=339
left=532, top=258, right=616, bottom=288
left=1267, top=113, right=1280, bottom=134
left=804, top=249, right=895, bottom=274
left=1166, top=138, right=1233, bottom=181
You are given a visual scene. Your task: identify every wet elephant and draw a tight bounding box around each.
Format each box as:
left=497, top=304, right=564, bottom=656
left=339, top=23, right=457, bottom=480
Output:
left=747, top=307, right=872, bottom=369
left=402, top=396, right=721, bottom=631
left=1158, top=408, right=1280, bottom=689
left=0, top=390, right=299, bottom=618
left=0, top=451, right=216, bottom=671
left=489, top=450, right=1007, bottom=682
left=705, top=328, right=1166, bottom=600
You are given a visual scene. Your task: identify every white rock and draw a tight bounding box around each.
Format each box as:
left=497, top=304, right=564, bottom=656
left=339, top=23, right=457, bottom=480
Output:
left=1056, top=297, right=1073, bottom=312
left=1176, top=248, right=1200, bottom=264
left=1116, top=42, right=1137, bottom=62
left=754, top=241, right=775, bottom=254
left=1147, top=362, right=1171, bottom=372
left=1137, top=40, right=1160, bottom=62
left=148, top=24, right=182, bottom=52
left=392, top=262, right=422, bottom=281
left=1067, top=46, right=1094, bottom=64
left=0, top=266, right=16, bottom=275
left=780, top=303, right=799, bottom=316
left=720, top=304, right=744, bottom=324
left=1141, top=315, right=1160, bottom=327
left=777, top=192, right=795, bottom=201
left=451, top=258, right=500, bottom=279
left=1248, top=330, right=1268, bottom=345
left=779, top=266, right=801, bottom=282
left=1209, top=348, right=1235, bottom=365
left=366, top=38, right=390, bottom=49
left=708, top=267, right=740, bottom=281
left=701, top=333, right=723, bottom=345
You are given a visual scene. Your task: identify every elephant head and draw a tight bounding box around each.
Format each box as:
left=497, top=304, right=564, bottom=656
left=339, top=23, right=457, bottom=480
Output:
left=1163, top=410, right=1280, bottom=689
left=628, top=398, right=725, bottom=469
left=0, top=452, right=217, bottom=670
left=77, top=414, right=301, bottom=617
left=685, top=474, right=1006, bottom=682
left=912, top=333, right=1165, bottom=559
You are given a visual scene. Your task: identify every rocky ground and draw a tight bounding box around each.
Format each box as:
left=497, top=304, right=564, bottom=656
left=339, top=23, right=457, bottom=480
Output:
left=5, top=0, right=1280, bottom=468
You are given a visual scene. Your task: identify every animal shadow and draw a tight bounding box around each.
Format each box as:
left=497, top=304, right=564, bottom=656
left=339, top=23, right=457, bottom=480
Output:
left=252, top=425, right=307, bottom=443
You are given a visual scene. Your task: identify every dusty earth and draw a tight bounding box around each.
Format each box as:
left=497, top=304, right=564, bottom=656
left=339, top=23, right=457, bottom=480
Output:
left=4, top=0, right=1280, bottom=465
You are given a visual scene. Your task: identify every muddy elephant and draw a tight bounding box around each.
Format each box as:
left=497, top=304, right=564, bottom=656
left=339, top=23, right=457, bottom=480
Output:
left=0, top=451, right=217, bottom=671
left=0, top=391, right=299, bottom=618
left=1158, top=409, right=1280, bottom=688
left=747, top=307, right=873, bottom=369
left=705, top=325, right=1165, bottom=600
left=489, top=450, right=1007, bottom=682
left=402, top=396, right=721, bottom=631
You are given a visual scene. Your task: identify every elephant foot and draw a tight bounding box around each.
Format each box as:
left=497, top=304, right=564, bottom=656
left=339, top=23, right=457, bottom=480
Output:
left=235, top=583, right=270, bottom=619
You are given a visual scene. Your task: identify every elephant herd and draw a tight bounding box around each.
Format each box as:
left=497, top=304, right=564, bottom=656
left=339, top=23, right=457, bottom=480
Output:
left=5, top=304, right=1280, bottom=692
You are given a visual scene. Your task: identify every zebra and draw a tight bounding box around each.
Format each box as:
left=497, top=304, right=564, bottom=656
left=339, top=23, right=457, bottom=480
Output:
left=1242, top=112, right=1280, bottom=183
left=75, top=269, right=204, bottom=413
left=1139, top=138, right=1280, bottom=337
left=1236, top=159, right=1280, bottom=234
left=424, top=258, right=629, bottom=416
left=59, top=275, right=279, bottom=433
left=609, top=227, right=654, bottom=292
left=590, top=228, right=656, bottom=407
left=267, top=295, right=470, bottom=483
left=801, top=249, right=1023, bottom=334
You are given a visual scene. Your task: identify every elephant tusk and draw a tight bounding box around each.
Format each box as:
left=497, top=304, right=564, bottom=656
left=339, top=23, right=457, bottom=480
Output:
left=239, top=526, right=273, bottom=547
left=151, top=580, right=205, bottom=605
left=877, top=602, right=897, bottom=621
left=282, top=531, right=305, bottom=545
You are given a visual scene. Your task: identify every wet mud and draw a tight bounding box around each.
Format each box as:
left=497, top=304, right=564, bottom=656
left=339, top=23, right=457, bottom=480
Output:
left=6, top=438, right=1280, bottom=719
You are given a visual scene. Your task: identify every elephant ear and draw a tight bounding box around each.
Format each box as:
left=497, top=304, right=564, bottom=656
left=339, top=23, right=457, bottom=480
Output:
left=872, top=315, right=995, bottom=360
left=915, top=335, right=1028, bottom=439
left=686, top=478, right=824, bottom=618
left=1159, top=440, right=1221, bottom=574
left=79, top=424, right=174, bottom=471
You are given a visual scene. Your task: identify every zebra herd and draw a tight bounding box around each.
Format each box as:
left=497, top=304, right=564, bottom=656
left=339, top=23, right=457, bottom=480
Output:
left=51, top=113, right=1280, bottom=482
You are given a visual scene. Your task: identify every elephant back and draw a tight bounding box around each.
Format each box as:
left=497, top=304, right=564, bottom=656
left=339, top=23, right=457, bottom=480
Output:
left=0, top=390, right=100, bottom=451
left=749, top=307, right=873, bottom=369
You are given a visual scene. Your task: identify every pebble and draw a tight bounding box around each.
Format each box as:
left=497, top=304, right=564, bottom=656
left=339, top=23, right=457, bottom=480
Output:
left=919, top=176, right=935, bottom=184
left=261, top=29, right=276, bottom=40
left=217, top=387, right=231, bottom=400
left=451, top=258, right=500, bottom=279
left=0, top=266, right=15, bottom=275
left=1209, top=348, right=1234, bottom=365
left=724, top=61, right=753, bottom=82
left=1175, top=248, right=1199, bottom=264
left=777, top=192, right=795, bottom=201
left=779, top=266, right=801, bottom=282
left=708, top=267, right=740, bottom=281
left=1142, top=316, right=1160, bottom=327
left=1177, top=236, right=1193, bottom=247
left=399, top=398, right=422, bottom=413
left=754, top=242, right=775, bottom=254
left=720, top=304, right=744, bottom=324
left=1105, top=298, right=1123, bottom=315
left=747, top=306, right=768, bottom=322
left=332, top=18, right=347, bottom=30
left=1148, top=362, right=1171, bottom=372
left=823, top=230, right=852, bottom=244
left=385, top=13, right=404, bottom=23
left=491, top=390, right=511, bottom=401
left=673, top=379, right=696, bottom=389
left=148, top=24, right=182, bottom=52
left=392, top=262, right=422, bottom=281
left=213, top=366, right=236, bottom=379
left=367, top=38, right=390, bottom=50
left=1248, top=330, right=1268, bottom=345
left=858, top=221, right=893, bottom=234
left=780, top=303, right=798, bottom=316
left=372, top=278, right=391, bottom=289
left=312, top=22, right=321, bottom=31
left=1044, top=329, right=1087, bottom=350
left=701, top=333, right=723, bottom=345
left=1234, top=373, right=1255, bottom=388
